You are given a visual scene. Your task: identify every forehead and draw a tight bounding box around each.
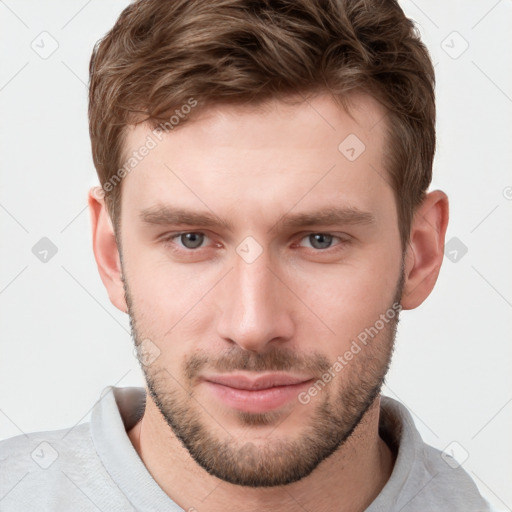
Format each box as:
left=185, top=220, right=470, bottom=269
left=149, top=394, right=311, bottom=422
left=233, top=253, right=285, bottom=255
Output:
left=119, top=92, right=393, bottom=227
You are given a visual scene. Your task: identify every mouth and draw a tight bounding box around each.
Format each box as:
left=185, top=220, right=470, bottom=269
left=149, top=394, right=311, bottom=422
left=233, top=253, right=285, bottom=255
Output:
left=201, top=372, right=315, bottom=413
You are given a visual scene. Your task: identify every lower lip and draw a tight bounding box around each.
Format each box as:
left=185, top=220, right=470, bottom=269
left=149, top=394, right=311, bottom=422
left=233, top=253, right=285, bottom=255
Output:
left=203, top=380, right=313, bottom=413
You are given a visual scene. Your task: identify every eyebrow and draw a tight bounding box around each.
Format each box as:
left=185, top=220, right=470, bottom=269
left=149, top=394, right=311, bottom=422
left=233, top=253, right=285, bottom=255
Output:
left=139, top=206, right=233, bottom=231
left=270, top=206, right=376, bottom=233
left=138, top=205, right=376, bottom=233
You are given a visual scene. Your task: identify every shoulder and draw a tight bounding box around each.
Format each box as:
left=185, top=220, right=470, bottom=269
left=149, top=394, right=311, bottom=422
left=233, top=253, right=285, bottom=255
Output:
left=414, top=442, right=493, bottom=511
left=0, top=421, right=97, bottom=471
left=0, top=423, right=132, bottom=511
left=1, top=422, right=91, bottom=474
left=377, top=396, right=493, bottom=512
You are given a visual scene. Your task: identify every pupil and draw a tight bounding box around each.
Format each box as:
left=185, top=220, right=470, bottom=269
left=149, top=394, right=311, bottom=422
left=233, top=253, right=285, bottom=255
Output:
left=311, top=234, right=332, bottom=249
left=182, top=233, right=203, bottom=248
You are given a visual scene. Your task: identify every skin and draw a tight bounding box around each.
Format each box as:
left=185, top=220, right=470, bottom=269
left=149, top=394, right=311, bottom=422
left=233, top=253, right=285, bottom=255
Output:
left=88, top=92, right=449, bottom=512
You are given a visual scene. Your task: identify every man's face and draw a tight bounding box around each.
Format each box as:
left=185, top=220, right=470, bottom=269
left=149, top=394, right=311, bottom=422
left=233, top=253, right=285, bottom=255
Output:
left=118, top=93, right=404, bottom=487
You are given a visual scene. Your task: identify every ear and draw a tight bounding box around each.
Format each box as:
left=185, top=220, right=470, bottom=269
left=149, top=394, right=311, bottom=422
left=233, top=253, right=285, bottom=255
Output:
left=401, top=190, right=449, bottom=310
left=87, top=186, right=128, bottom=313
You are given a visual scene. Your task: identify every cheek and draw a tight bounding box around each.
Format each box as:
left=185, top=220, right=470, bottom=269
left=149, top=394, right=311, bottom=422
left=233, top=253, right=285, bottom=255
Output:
left=124, top=249, right=220, bottom=360
left=290, top=254, right=401, bottom=347
left=124, top=235, right=212, bottom=314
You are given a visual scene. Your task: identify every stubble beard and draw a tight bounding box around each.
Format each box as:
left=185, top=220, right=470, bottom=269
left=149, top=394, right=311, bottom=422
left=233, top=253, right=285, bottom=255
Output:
left=123, top=267, right=404, bottom=487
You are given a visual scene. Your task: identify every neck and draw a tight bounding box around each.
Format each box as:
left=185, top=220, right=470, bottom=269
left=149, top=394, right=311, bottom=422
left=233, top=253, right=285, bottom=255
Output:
left=128, top=395, right=395, bottom=512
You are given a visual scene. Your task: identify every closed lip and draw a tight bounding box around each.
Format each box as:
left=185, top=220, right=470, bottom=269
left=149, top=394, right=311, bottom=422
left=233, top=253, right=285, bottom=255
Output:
left=202, top=372, right=314, bottom=391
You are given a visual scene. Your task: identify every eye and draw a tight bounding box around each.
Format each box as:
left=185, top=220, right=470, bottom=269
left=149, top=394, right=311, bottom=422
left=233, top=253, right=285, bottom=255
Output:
left=164, top=232, right=210, bottom=250
left=297, top=233, right=346, bottom=250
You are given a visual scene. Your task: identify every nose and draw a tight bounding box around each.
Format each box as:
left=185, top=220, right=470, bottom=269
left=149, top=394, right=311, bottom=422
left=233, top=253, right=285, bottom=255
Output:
left=216, top=246, right=295, bottom=352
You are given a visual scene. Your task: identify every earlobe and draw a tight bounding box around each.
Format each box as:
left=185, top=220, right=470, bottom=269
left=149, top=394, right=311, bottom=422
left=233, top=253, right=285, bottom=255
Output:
left=87, top=187, right=128, bottom=313
left=401, top=190, right=449, bottom=310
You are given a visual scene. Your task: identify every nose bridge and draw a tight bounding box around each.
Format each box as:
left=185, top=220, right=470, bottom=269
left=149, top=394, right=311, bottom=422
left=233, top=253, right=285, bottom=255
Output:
left=236, top=251, right=275, bottom=317
left=216, top=242, right=293, bottom=351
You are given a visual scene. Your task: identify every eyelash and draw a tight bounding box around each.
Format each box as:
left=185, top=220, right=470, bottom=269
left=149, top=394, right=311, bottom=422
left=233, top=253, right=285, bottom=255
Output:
left=160, top=231, right=350, bottom=253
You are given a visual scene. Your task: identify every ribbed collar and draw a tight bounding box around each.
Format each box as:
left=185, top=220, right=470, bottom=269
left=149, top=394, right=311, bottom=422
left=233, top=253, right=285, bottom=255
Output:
left=91, top=385, right=182, bottom=511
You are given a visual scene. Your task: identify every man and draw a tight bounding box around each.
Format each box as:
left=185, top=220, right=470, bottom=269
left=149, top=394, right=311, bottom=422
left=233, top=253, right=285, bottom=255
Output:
left=0, top=0, right=492, bottom=510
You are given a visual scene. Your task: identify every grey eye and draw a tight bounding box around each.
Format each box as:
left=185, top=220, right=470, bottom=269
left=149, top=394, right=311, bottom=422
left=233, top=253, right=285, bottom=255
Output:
left=307, top=234, right=334, bottom=250
left=179, top=233, right=205, bottom=249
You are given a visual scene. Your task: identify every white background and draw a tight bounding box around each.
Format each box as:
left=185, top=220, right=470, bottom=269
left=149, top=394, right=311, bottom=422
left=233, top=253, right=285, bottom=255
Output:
left=0, top=1, right=511, bottom=510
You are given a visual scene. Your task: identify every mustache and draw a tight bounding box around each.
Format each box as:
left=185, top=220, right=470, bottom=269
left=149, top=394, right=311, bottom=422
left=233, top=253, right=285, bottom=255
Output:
left=183, top=345, right=332, bottom=381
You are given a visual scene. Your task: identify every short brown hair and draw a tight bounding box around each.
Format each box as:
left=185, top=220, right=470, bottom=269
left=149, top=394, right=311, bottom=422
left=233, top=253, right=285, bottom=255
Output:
left=88, top=0, right=435, bottom=249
